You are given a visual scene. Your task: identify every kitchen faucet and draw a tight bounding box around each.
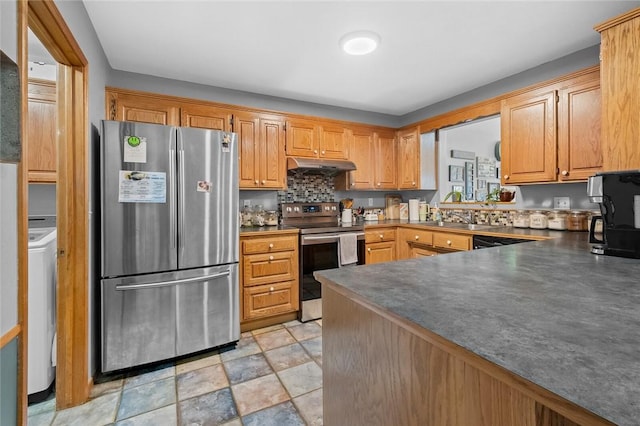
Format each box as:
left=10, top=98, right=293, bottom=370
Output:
left=448, top=210, right=475, bottom=224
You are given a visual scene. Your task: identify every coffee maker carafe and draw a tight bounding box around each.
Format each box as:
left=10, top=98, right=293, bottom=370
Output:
left=587, top=171, right=640, bottom=258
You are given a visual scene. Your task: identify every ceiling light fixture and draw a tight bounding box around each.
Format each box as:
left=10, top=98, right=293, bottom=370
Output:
left=340, top=31, right=380, bottom=56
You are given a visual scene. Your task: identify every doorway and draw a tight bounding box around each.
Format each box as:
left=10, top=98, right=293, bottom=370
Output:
left=18, top=0, right=89, bottom=420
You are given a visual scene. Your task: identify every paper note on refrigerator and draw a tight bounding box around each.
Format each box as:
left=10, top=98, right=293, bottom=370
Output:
left=123, top=136, right=147, bottom=163
left=118, top=170, right=166, bottom=203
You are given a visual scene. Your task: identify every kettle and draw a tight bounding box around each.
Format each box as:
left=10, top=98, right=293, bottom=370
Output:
left=499, top=189, right=515, bottom=202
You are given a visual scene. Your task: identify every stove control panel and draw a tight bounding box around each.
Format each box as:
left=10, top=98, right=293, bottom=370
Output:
left=281, top=202, right=339, bottom=220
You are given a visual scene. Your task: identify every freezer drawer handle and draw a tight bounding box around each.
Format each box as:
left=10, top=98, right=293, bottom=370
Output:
left=115, top=270, right=231, bottom=291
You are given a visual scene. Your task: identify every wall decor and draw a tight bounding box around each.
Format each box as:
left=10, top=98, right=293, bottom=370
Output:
left=448, top=165, right=464, bottom=182
left=476, top=189, right=488, bottom=202
left=450, top=149, right=475, bottom=160
left=477, top=179, right=486, bottom=190
left=476, top=156, right=496, bottom=178
left=464, top=161, right=474, bottom=201
left=487, top=182, right=500, bottom=194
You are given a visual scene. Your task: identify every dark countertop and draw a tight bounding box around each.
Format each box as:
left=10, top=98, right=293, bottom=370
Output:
left=240, top=225, right=298, bottom=236
left=315, top=230, right=640, bottom=425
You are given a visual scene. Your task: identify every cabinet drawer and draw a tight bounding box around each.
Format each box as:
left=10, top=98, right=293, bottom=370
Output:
left=433, top=232, right=471, bottom=251
left=365, top=228, right=396, bottom=243
left=243, top=281, right=298, bottom=320
left=401, top=229, right=433, bottom=245
left=411, top=246, right=439, bottom=257
left=242, top=236, right=297, bottom=254
left=243, top=251, right=296, bottom=286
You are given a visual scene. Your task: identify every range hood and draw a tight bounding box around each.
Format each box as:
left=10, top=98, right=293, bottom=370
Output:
left=287, top=157, right=356, bottom=175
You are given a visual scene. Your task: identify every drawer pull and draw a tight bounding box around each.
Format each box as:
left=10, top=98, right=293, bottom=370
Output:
left=269, top=243, right=274, bottom=248
left=269, top=286, right=274, bottom=292
left=379, top=234, right=383, bottom=239
left=415, top=235, right=419, bottom=240
left=269, top=255, right=274, bottom=261
left=446, top=240, right=452, bottom=246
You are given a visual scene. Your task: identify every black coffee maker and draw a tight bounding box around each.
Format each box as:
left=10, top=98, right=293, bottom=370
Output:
left=587, top=170, right=640, bottom=258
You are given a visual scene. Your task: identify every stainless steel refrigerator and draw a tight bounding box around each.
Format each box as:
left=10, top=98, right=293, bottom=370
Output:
left=99, top=120, right=239, bottom=372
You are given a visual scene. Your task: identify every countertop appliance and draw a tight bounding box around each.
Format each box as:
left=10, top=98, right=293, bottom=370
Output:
left=99, top=120, right=239, bottom=372
left=587, top=170, right=640, bottom=258
left=281, top=202, right=365, bottom=322
left=27, top=224, right=57, bottom=401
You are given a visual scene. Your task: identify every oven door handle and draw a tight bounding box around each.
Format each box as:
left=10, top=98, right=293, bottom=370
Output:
left=301, top=232, right=365, bottom=244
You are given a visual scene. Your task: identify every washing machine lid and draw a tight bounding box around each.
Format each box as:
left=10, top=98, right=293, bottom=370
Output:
left=28, top=227, right=57, bottom=248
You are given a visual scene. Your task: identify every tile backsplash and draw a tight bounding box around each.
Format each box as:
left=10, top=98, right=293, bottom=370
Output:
left=277, top=172, right=335, bottom=203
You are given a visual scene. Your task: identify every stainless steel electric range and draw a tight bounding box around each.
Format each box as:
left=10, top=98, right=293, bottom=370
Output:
left=281, top=202, right=365, bottom=322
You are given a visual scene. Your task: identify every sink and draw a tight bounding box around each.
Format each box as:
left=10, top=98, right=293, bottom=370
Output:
left=425, top=222, right=495, bottom=231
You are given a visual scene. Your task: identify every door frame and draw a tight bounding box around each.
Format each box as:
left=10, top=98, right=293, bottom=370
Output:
left=17, top=0, right=89, bottom=419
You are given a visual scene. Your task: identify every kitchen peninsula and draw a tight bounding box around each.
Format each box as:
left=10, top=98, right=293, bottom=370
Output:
left=316, top=233, right=639, bottom=426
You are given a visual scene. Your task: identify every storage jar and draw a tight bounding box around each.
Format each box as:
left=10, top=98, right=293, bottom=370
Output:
left=547, top=210, right=568, bottom=230
left=529, top=210, right=549, bottom=229
left=265, top=210, right=279, bottom=226
left=251, top=205, right=265, bottom=226
left=567, top=211, right=588, bottom=231
left=513, top=210, right=530, bottom=228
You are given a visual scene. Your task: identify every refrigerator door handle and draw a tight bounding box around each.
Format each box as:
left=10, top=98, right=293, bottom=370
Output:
left=115, top=270, right=231, bottom=291
left=178, top=148, right=186, bottom=254
left=169, top=148, right=176, bottom=249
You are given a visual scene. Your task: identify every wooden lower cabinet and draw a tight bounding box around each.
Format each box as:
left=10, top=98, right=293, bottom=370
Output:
left=240, top=232, right=299, bottom=330
left=397, top=227, right=470, bottom=259
left=365, top=228, right=397, bottom=264
left=411, top=246, right=439, bottom=257
left=433, top=231, right=472, bottom=251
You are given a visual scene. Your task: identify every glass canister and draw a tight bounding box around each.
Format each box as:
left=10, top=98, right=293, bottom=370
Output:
left=265, top=210, right=279, bottom=226
left=567, top=210, right=588, bottom=231
left=529, top=210, right=549, bottom=229
left=513, top=210, right=530, bottom=228
left=547, top=210, right=568, bottom=230
left=241, top=206, right=254, bottom=227
left=251, top=205, right=265, bottom=226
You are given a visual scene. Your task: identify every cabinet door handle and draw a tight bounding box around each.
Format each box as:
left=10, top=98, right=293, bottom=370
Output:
left=321, top=150, right=326, bottom=155
left=561, top=170, right=569, bottom=176
left=351, top=182, right=355, bottom=186
left=367, top=248, right=371, bottom=252
left=261, top=180, right=266, bottom=184
left=314, top=149, right=318, bottom=154
left=377, top=182, right=381, bottom=186
left=446, top=240, right=452, bottom=246
left=254, top=180, right=259, bottom=184
left=503, top=175, right=510, bottom=180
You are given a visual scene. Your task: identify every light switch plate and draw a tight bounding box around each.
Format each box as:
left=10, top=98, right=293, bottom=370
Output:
left=368, top=198, right=374, bottom=206
left=553, top=196, right=570, bottom=209
left=243, top=199, right=251, bottom=208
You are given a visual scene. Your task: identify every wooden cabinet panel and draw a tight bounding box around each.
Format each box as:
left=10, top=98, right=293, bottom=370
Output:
left=242, top=235, right=297, bottom=254
left=397, top=228, right=433, bottom=259
left=243, top=251, right=296, bottom=287
left=319, top=124, right=348, bottom=159
left=433, top=232, right=471, bottom=251
left=285, top=118, right=318, bottom=157
left=374, top=131, right=397, bottom=189
left=596, top=9, right=640, bottom=171
left=366, top=242, right=396, bottom=264
left=558, top=77, right=602, bottom=181
left=259, top=118, right=286, bottom=188
left=347, top=128, right=375, bottom=189
left=501, top=91, right=557, bottom=184
left=107, top=91, right=180, bottom=125
left=411, top=246, right=439, bottom=257
left=27, top=79, right=57, bottom=182
left=181, top=104, right=233, bottom=131
left=397, top=127, right=420, bottom=189
left=236, top=113, right=260, bottom=188
left=243, top=281, right=298, bottom=320
left=365, top=228, right=396, bottom=243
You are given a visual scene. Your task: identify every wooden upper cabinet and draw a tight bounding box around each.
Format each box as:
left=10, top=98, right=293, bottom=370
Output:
left=374, top=131, right=398, bottom=189
left=397, top=127, right=420, bottom=189
left=236, top=111, right=286, bottom=189
left=106, top=90, right=180, bottom=125
left=285, top=118, right=318, bottom=157
left=558, top=76, right=602, bottom=181
left=501, top=90, right=557, bottom=184
left=285, top=118, right=347, bottom=159
left=181, top=104, right=233, bottom=131
left=27, top=79, right=57, bottom=183
left=596, top=8, right=640, bottom=171
left=319, top=124, right=348, bottom=159
left=346, top=128, right=375, bottom=189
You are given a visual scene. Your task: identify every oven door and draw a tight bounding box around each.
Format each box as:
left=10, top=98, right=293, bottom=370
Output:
left=299, top=233, right=365, bottom=322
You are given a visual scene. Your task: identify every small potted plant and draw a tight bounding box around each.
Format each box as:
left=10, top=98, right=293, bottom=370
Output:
left=443, top=189, right=464, bottom=203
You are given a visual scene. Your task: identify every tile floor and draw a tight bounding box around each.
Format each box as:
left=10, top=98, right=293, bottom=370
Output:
left=27, top=320, right=323, bottom=426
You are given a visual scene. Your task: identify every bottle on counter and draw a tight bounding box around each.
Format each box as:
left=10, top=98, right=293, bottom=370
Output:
left=513, top=210, right=530, bottom=228
left=529, top=210, right=549, bottom=229
left=547, top=210, right=569, bottom=230
left=567, top=210, right=588, bottom=231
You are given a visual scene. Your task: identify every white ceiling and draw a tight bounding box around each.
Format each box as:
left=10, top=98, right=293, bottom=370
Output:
left=82, top=1, right=638, bottom=116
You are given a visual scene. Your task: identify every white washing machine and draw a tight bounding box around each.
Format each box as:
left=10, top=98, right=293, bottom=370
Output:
left=28, top=226, right=57, bottom=398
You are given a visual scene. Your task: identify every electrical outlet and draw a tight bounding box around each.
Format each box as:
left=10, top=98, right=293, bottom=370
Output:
left=553, top=196, right=570, bottom=210
left=368, top=198, right=374, bottom=206
left=243, top=199, right=251, bottom=208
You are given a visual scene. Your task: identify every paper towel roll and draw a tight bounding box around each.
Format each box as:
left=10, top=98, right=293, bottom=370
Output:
left=409, top=199, right=420, bottom=221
